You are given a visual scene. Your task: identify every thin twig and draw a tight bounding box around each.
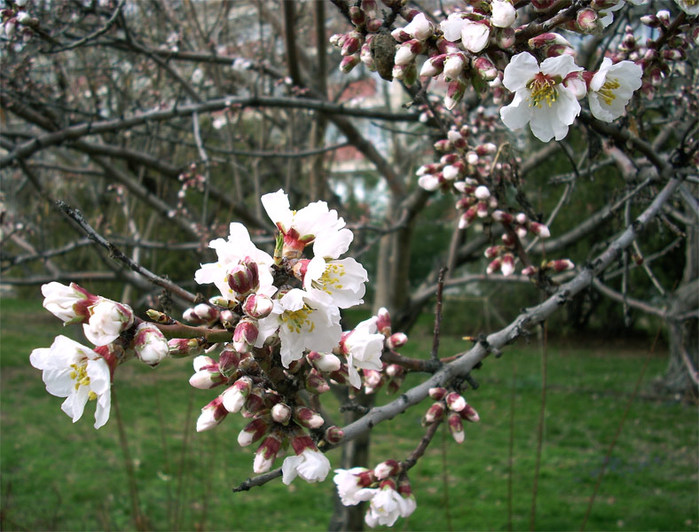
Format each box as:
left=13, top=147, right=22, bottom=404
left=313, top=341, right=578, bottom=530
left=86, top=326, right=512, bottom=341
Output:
left=430, top=267, right=448, bottom=363
left=55, top=201, right=198, bottom=304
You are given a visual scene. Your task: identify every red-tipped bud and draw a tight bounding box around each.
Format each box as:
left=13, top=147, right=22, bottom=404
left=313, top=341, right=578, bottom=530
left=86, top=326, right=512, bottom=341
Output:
left=376, top=307, right=391, bottom=336
left=306, top=368, right=330, bottom=394
left=341, top=32, right=361, bottom=56
left=295, top=406, right=325, bottom=429
left=218, top=346, right=242, bottom=376
left=448, top=412, right=465, bottom=443
left=487, top=258, right=502, bottom=275
left=546, top=259, right=575, bottom=272
left=340, top=54, right=360, bottom=73
left=324, top=425, right=345, bottom=444
left=492, top=210, right=513, bottom=224
left=521, top=265, right=538, bottom=277
left=189, top=356, right=227, bottom=389
left=420, top=54, right=446, bottom=77
left=387, top=332, right=408, bottom=350
left=501, top=254, right=515, bottom=277
left=473, top=56, right=498, bottom=80
left=243, top=386, right=266, bottom=416
left=424, top=402, right=445, bottom=424
left=221, top=376, right=252, bottom=413
left=446, top=392, right=467, bottom=412
left=374, top=459, right=400, bottom=480
left=459, top=206, right=478, bottom=229
left=226, top=259, right=259, bottom=297
left=233, top=318, right=258, bottom=353
left=460, top=404, right=480, bottom=422
left=529, top=222, right=551, bottom=238
left=429, top=387, right=448, bottom=400
left=196, top=397, right=228, bottom=432
left=253, top=432, right=282, bottom=473
left=363, top=368, right=384, bottom=394
left=243, top=293, right=274, bottom=319
left=238, top=416, right=270, bottom=447
left=168, top=337, right=206, bottom=357
left=307, top=351, right=342, bottom=373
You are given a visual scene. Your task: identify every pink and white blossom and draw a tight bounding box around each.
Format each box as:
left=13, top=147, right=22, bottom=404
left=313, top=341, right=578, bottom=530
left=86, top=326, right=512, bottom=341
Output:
left=30, top=335, right=112, bottom=429
left=41, top=282, right=94, bottom=324
left=500, top=52, right=583, bottom=142
left=364, top=480, right=416, bottom=528
left=132, top=322, right=169, bottom=366
left=340, top=317, right=385, bottom=389
left=334, top=468, right=378, bottom=505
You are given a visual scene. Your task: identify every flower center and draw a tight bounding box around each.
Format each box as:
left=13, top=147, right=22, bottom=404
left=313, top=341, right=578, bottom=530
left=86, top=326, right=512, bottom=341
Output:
left=313, top=263, right=345, bottom=295
left=70, top=360, right=97, bottom=400
left=598, top=78, right=621, bottom=106
left=281, top=304, right=315, bottom=334
left=527, top=73, right=558, bottom=108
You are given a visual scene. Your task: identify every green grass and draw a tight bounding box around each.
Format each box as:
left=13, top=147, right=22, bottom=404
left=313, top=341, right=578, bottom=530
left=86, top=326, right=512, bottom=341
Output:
left=1, top=296, right=697, bottom=531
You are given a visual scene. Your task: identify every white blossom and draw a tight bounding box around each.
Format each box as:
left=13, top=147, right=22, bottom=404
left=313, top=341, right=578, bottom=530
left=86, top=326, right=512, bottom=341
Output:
left=41, top=282, right=93, bottom=324
left=30, top=335, right=111, bottom=429
left=83, top=298, right=135, bottom=346
left=132, top=322, right=169, bottom=366
left=334, top=468, right=378, bottom=505
left=340, top=317, right=385, bottom=389
left=364, top=483, right=416, bottom=528
left=500, top=52, right=583, bottom=142
left=588, top=58, right=642, bottom=122
left=303, top=256, right=367, bottom=309
left=255, top=289, right=342, bottom=368
left=194, top=222, right=275, bottom=301
left=261, top=189, right=353, bottom=259
left=674, top=0, right=699, bottom=15
left=281, top=448, right=331, bottom=484
left=403, top=13, right=434, bottom=41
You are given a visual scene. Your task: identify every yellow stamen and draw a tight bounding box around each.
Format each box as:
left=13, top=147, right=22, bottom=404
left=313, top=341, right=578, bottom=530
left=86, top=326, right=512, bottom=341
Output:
left=312, top=263, right=346, bottom=295
left=598, top=78, right=620, bottom=106
left=527, top=73, right=558, bottom=108
left=281, top=304, right=315, bottom=334
left=70, top=361, right=94, bottom=399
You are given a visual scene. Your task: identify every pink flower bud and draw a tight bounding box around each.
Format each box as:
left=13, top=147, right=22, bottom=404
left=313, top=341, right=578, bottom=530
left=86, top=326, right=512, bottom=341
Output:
left=546, top=259, right=575, bottom=272
left=189, top=357, right=227, bottom=389
left=492, top=210, right=513, bottom=224
left=254, top=432, right=282, bottom=473
left=193, top=303, right=219, bottom=323
left=473, top=56, right=498, bottom=81
left=238, top=417, right=270, bottom=447
left=487, top=258, right=502, bottom=275
left=363, top=368, right=384, bottom=394
left=420, top=54, right=446, bottom=77
left=218, top=346, right=242, bottom=375
left=574, top=8, right=599, bottom=33
left=295, top=406, right=325, bottom=429
left=132, top=322, right=168, bottom=366
left=306, top=368, right=330, bottom=394
left=444, top=80, right=466, bottom=110
left=221, top=376, right=252, bottom=413
left=501, top=254, right=515, bottom=276
left=271, top=403, right=292, bottom=425
left=243, top=386, right=266, bottom=416
left=387, top=332, right=408, bottom=349
left=349, top=5, right=365, bottom=25
left=233, top=318, right=258, bottom=353
left=196, top=397, right=228, bottom=432
left=443, top=52, right=467, bottom=79
left=324, top=425, right=344, bottom=444
left=448, top=412, right=465, bottom=443
left=429, top=387, right=447, bottom=400
left=242, top=293, right=274, bottom=319
left=340, top=54, right=360, bottom=73
left=459, top=206, right=478, bottom=229
left=376, top=308, right=391, bottom=336
left=521, top=265, right=538, bottom=276
left=226, top=259, right=259, bottom=297
left=307, top=351, right=342, bottom=373
left=460, top=404, right=480, bottom=422
left=529, top=222, right=550, bottom=238
left=341, top=32, right=361, bottom=56
left=169, top=337, right=206, bottom=358
left=374, top=459, right=400, bottom=480
left=433, top=138, right=451, bottom=151
left=424, top=402, right=445, bottom=424
left=446, top=392, right=467, bottom=412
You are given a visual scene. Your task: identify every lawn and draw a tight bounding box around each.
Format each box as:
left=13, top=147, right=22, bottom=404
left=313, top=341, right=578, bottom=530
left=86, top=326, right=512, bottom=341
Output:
left=1, top=296, right=697, bottom=531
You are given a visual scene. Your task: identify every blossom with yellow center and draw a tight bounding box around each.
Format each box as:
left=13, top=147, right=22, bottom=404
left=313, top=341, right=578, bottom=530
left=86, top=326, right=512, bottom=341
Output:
left=30, top=335, right=111, bottom=429
left=304, top=256, right=368, bottom=309
left=255, top=289, right=342, bottom=368
left=500, top=52, right=583, bottom=142
left=588, top=58, right=642, bottom=122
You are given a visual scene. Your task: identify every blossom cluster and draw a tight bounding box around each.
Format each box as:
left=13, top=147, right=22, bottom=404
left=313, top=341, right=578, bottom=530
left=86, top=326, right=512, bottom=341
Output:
left=424, top=387, right=480, bottom=444
left=334, top=460, right=416, bottom=528
left=1, top=0, right=34, bottom=48
left=30, top=282, right=169, bottom=428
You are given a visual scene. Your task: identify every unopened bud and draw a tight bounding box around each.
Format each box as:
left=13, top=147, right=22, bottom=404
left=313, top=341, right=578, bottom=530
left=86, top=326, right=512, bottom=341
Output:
left=221, top=376, right=253, bottom=413
left=546, top=259, right=575, bottom=272
left=460, top=404, right=480, bottom=422
left=238, top=417, right=270, bottom=447
left=324, top=425, right=345, bottom=444
left=307, top=351, right=342, bottom=373
left=446, top=392, right=467, bottom=412
left=374, top=459, right=400, bottom=480
left=196, top=397, right=228, bottom=432
left=306, top=368, right=330, bottom=394
left=420, top=54, right=446, bottom=77
left=448, top=412, right=465, bottom=443
left=295, top=406, right=325, bottom=429
left=387, top=332, right=408, bottom=349
left=254, top=432, right=282, bottom=473
left=271, top=403, right=292, bottom=425
left=233, top=318, right=258, bottom=353
left=376, top=308, right=391, bottom=336
left=424, top=402, right=445, bottom=424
